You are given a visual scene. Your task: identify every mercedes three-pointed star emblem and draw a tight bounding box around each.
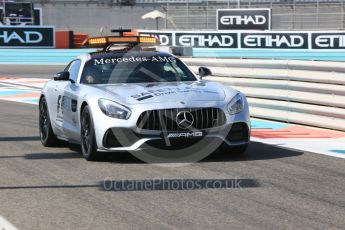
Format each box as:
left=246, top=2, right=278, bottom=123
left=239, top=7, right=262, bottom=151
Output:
left=176, top=111, right=194, bottom=129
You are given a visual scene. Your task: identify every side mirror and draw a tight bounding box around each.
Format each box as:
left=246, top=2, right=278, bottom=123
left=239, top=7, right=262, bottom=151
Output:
left=198, top=67, right=212, bottom=79
left=54, top=71, right=74, bottom=83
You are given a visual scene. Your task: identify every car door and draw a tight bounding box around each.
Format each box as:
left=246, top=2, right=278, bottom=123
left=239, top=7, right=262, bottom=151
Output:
left=44, top=73, right=62, bottom=132
left=61, top=59, right=82, bottom=142
left=50, top=65, right=73, bottom=137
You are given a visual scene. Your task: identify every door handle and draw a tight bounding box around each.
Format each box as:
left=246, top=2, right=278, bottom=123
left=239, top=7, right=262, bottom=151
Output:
left=54, top=87, right=58, bottom=91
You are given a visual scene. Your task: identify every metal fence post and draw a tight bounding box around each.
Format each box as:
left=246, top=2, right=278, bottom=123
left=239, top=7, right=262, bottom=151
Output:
left=292, top=0, right=296, bottom=30
left=165, top=3, right=168, bottom=29
left=316, top=0, right=319, bottom=30
left=187, top=0, right=189, bottom=29
left=340, top=0, right=344, bottom=29
left=206, top=0, right=209, bottom=29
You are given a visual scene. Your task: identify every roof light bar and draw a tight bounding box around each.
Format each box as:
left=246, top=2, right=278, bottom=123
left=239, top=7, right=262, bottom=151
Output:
left=82, top=36, right=160, bottom=49
left=88, top=38, right=107, bottom=45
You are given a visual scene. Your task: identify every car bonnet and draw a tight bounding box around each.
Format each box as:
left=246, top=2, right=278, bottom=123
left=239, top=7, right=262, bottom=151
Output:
left=92, top=81, right=234, bottom=105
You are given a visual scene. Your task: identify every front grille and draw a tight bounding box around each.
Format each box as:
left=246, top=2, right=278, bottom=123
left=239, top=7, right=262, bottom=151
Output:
left=137, top=108, right=226, bottom=131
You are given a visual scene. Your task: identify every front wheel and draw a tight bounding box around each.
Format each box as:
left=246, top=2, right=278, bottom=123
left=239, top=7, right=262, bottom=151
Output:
left=81, top=105, right=100, bottom=161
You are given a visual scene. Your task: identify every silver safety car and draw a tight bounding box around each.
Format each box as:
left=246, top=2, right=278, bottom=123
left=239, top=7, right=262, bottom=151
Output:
left=39, top=35, right=250, bottom=161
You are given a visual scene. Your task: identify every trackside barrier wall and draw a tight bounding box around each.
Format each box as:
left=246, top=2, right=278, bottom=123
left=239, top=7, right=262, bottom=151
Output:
left=0, top=49, right=96, bottom=64
left=182, top=58, right=345, bottom=131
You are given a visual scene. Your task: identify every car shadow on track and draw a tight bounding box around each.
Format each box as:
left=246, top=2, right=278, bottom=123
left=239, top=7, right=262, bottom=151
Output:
left=20, top=141, right=303, bottom=163
left=202, top=141, right=304, bottom=163
left=0, top=136, right=41, bottom=142
left=0, top=152, right=82, bottom=160
left=103, top=141, right=304, bottom=164
left=24, top=152, right=82, bottom=160
left=102, top=142, right=303, bottom=164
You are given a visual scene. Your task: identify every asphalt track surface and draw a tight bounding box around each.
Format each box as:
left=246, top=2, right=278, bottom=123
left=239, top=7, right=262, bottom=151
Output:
left=0, top=65, right=345, bottom=230
left=0, top=65, right=63, bottom=79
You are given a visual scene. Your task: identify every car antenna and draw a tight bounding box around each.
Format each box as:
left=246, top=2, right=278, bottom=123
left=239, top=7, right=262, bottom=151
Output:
left=110, top=28, right=132, bottom=36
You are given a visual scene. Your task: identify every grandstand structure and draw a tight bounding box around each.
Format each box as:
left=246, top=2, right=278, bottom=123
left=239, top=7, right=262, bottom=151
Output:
left=1, top=0, right=345, bottom=33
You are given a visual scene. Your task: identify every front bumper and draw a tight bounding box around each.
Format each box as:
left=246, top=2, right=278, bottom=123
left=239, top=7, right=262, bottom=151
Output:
left=98, top=122, right=250, bottom=152
left=89, top=98, right=251, bottom=152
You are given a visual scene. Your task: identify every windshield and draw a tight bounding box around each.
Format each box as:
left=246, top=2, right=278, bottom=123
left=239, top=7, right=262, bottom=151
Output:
left=80, top=54, right=197, bottom=84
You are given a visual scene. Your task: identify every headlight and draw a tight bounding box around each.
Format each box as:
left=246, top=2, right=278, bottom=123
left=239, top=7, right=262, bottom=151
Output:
left=98, top=99, right=131, bottom=119
left=227, top=93, right=245, bottom=115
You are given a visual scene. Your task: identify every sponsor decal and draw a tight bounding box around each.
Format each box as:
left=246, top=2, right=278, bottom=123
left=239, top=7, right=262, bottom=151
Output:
left=93, top=56, right=176, bottom=65
left=139, top=30, right=345, bottom=50
left=139, top=31, right=237, bottom=48
left=241, top=32, right=308, bottom=49
left=311, top=33, right=345, bottom=49
left=166, top=131, right=204, bottom=138
left=175, top=33, right=238, bottom=48
left=57, top=95, right=64, bottom=115
left=0, top=26, right=54, bottom=48
left=131, top=87, right=218, bottom=101
left=217, top=8, right=271, bottom=30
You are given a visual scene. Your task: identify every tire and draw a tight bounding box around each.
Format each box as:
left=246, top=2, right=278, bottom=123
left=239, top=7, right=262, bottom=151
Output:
left=39, top=97, right=61, bottom=147
left=80, top=105, right=100, bottom=161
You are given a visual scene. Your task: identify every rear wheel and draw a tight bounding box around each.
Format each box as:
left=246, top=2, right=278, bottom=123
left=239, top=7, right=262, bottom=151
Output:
left=39, top=97, right=61, bottom=147
left=81, top=105, right=100, bottom=161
